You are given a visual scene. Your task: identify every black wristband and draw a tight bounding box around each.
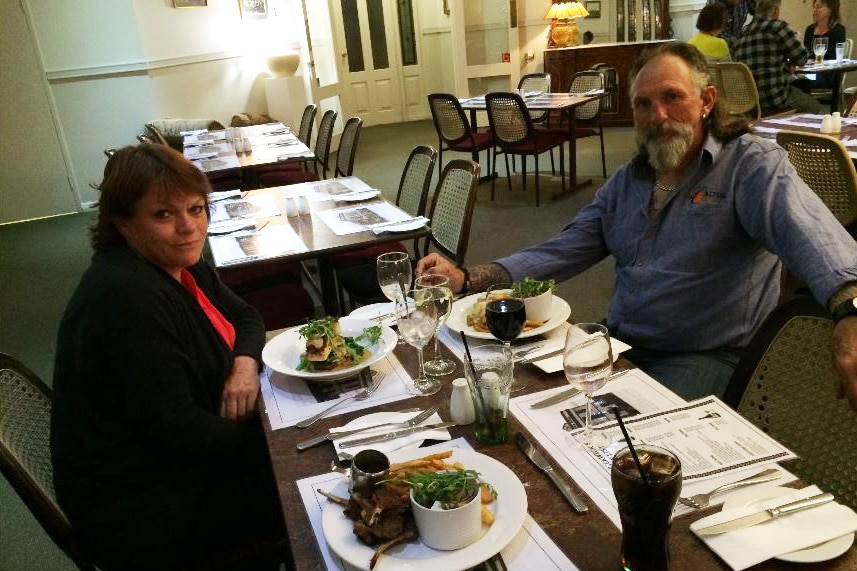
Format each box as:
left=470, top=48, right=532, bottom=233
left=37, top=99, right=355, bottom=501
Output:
left=832, top=297, right=857, bottom=324
left=459, top=267, right=471, bottom=295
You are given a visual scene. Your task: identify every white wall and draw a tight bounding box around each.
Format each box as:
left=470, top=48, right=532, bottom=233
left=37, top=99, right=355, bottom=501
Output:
left=8, top=0, right=308, bottom=214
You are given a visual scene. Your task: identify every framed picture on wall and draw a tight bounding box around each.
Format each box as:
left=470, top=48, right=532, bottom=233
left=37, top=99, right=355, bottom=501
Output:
left=586, top=1, right=601, bottom=18
left=239, top=0, right=268, bottom=19
left=174, top=0, right=207, bottom=7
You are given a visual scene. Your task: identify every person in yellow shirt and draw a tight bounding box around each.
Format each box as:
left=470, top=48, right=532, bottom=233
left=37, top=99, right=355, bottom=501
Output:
left=689, top=4, right=732, bottom=63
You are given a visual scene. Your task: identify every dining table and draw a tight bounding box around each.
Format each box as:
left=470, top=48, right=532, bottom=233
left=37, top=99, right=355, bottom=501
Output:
left=183, top=122, right=316, bottom=189
left=260, top=324, right=857, bottom=571
left=751, top=112, right=857, bottom=161
left=459, top=92, right=602, bottom=198
left=205, top=177, right=430, bottom=315
left=795, top=58, right=857, bottom=113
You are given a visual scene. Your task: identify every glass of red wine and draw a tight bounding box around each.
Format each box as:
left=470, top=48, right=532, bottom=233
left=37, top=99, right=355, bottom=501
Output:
left=484, top=285, right=526, bottom=385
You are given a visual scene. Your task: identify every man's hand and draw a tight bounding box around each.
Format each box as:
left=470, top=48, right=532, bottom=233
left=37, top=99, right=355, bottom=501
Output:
left=833, top=316, right=857, bottom=412
left=220, top=355, right=260, bottom=421
left=415, top=253, right=466, bottom=293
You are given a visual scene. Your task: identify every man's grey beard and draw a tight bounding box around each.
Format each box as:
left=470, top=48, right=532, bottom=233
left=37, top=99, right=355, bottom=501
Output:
left=636, top=122, right=694, bottom=172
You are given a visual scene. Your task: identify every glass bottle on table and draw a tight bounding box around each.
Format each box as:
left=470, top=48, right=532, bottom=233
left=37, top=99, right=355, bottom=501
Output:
left=563, top=322, right=613, bottom=448
left=376, top=251, right=412, bottom=344
left=396, top=290, right=441, bottom=396
left=414, top=274, right=456, bottom=376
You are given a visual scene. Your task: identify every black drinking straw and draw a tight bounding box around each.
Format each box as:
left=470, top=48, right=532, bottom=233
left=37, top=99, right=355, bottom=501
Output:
left=613, top=406, right=650, bottom=486
left=459, top=331, right=495, bottom=439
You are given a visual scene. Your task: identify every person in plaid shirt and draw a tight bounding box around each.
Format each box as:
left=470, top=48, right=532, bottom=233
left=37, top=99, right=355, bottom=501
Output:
left=707, top=0, right=755, bottom=45
left=732, top=0, right=822, bottom=113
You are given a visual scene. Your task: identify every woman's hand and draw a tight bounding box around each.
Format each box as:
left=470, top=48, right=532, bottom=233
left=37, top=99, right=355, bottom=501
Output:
left=220, top=355, right=260, bottom=421
left=416, top=253, right=465, bottom=293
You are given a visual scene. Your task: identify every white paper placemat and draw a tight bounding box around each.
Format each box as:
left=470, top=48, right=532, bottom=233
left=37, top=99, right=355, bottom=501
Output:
left=261, top=353, right=418, bottom=430
left=510, top=372, right=797, bottom=526
left=297, top=438, right=581, bottom=571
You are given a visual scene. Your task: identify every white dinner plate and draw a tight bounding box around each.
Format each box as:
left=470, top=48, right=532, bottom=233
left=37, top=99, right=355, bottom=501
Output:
left=445, top=292, right=571, bottom=340
left=321, top=447, right=528, bottom=571
left=371, top=217, right=429, bottom=234
left=723, top=487, right=855, bottom=563
left=262, top=318, right=397, bottom=381
left=335, top=190, right=381, bottom=202
left=349, top=301, right=398, bottom=327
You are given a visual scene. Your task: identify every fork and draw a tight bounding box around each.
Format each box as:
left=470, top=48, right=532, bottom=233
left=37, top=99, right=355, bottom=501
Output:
left=295, top=370, right=385, bottom=428
left=678, top=468, right=782, bottom=509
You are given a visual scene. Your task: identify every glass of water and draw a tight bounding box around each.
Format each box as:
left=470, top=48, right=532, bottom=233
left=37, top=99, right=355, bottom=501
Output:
left=397, top=291, right=441, bottom=396
left=563, top=323, right=613, bottom=447
left=814, top=37, right=829, bottom=64
left=836, top=41, right=847, bottom=62
left=377, top=252, right=411, bottom=343
left=414, top=274, right=456, bottom=376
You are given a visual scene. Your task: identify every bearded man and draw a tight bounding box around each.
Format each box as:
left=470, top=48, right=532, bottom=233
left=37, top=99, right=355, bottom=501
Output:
left=416, top=42, right=857, bottom=406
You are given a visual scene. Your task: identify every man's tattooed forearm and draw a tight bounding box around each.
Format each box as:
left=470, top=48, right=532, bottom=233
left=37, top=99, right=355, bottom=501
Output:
left=469, top=263, right=512, bottom=292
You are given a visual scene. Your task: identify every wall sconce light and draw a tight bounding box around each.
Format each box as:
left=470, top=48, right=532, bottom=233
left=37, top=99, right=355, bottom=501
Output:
left=545, top=1, right=589, bottom=48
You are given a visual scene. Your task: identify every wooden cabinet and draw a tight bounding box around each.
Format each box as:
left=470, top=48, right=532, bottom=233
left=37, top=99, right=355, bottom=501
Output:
left=544, top=40, right=672, bottom=126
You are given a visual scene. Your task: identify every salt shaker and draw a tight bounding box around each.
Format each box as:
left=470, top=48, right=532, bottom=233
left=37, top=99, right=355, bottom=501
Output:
left=285, top=197, right=298, bottom=217
left=449, top=378, right=476, bottom=425
left=233, top=137, right=244, bottom=153
left=832, top=112, right=842, bottom=134
left=297, top=195, right=310, bottom=214
left=243, top=137, right=252, bottom=154
left=821, top=114, right=833, bottom=134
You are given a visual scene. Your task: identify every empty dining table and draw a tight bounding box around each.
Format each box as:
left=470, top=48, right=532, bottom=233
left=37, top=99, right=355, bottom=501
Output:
left=459, top=92, right=603, bottom=197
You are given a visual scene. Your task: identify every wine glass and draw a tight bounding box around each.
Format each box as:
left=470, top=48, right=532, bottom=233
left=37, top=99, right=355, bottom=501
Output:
left=396, top=290, right=441, bottom=395
left=377, top=252, right=411, bottom=344
left=814, top=37, right=829, bottom=64
left=484, top=284, right=526, bottom=350
left=484, top=284, right=527, bottom=390
left=414, top=274, right=456, bottom=376
left=564, top=323, right=613, bottom=447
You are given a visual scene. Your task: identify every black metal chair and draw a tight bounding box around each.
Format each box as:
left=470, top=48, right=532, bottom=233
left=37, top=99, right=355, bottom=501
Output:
left=485, top=92, right=566, bottom=206
left=422, top=159, right=481, bottom=266
left=297, top=103, right=317, bottom=147
left=561, top=70, right=607, bottom=178
left=428, top=93, right=493, bottom=178
left=334, top=116, right=363, bottom=178
left=0, top=353, right=98, bottom=571
left=723, top=296, right=857, bottom=511
left=334, top=146, right=438, bottom=312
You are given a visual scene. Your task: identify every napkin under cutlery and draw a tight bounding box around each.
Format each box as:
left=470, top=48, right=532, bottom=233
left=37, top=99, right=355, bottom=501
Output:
left=689, top=485, right=857, bottom=570
left=330, top=411, right=451, bottom=460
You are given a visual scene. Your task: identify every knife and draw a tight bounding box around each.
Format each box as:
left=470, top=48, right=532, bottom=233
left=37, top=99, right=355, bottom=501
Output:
left=515, top=432, right=588, bottom=513
left=529, top=369, right=632, bottom=409
left=295, top=407, right=424, bottom=451
left=516, top=347, right=564, bottom=365
left=695, top=493, right=835, bottom=536
left=365, top=216, right=428, bottom=230
left=338, top=421, right=457, bottom=449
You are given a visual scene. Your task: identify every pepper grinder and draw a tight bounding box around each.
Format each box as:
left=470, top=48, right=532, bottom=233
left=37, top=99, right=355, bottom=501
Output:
left=449, top=378, right=476, bottom=425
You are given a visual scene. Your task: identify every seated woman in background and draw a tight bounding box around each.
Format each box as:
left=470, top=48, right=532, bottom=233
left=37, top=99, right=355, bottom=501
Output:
left=688, top=4, right=732, bottom=63
left=796, top=0, right=846, bottom=91
left=50, top=145, right=290, bottom=571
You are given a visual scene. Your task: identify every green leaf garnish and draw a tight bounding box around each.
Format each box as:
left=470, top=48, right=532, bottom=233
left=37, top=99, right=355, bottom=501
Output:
left=511, top=277, right=555, bottom=298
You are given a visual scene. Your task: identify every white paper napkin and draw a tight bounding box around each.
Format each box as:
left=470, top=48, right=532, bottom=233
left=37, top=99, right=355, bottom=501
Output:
left=690, top=485, right=857, bottom=570
left=330, top=411, right=452, bottom=460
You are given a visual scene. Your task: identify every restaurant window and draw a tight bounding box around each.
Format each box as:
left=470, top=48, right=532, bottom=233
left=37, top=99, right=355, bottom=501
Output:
left=397, top=0, right=417, bottom=66
left=366, top=0, right=390, bottom=70
left=341, top=0, right=365, bottom=73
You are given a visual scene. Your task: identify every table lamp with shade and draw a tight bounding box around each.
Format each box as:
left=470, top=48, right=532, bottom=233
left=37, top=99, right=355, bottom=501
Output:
left=545, top=1, right=590, bottom=48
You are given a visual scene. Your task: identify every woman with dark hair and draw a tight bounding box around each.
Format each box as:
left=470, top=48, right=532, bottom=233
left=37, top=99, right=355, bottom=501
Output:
left=689, top=4, right=732, bottom=63
left=796, top=0, right=846, bottom=91
left=50, top=145, right=290, bottom=571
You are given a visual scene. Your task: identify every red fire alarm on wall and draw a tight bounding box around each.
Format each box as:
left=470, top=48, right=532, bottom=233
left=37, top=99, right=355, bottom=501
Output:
left=502, top=52, right=510, bottom=63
